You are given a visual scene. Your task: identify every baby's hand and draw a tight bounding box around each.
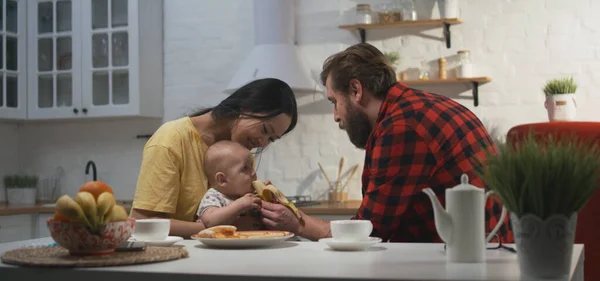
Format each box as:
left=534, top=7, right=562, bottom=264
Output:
left=237, top=193, right=262, bottom=211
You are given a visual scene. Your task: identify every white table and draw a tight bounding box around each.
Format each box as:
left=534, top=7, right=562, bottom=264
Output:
left=0, top=237, right=584, bottom=281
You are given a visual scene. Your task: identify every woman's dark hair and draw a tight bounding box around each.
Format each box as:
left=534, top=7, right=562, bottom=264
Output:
left=190, top=78, right=298, bottom=136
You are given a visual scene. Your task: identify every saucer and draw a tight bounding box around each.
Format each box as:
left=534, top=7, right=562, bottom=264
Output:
left=319, top=237, right=382, bottom=251
left=130, top=236, right=184, bottom=246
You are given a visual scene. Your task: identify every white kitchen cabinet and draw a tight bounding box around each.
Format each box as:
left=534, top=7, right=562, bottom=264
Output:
left=0, top=214, right=33, bottom=243
left=0, top=0, right=27, bottom=120
left=27, top=0, right=163, bottom=120
left=34, top=212, right=53, bottom=238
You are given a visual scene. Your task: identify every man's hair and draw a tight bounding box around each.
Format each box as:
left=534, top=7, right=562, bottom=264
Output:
left=320, top=43, right=397, bottom=99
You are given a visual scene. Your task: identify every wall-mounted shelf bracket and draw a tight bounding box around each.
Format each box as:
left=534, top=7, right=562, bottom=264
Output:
left=359, top=28, right=366, bottom=43
left=472, top=82, right=479, bottom=107
left=443, top=23, right=451, bottom=48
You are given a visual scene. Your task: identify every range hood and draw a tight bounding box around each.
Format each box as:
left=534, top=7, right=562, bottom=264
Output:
left=224, top=0, right=317, bottom=94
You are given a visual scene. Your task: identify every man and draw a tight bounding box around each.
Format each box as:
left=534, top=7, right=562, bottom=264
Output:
left=259, top=43, right=513, bottom=243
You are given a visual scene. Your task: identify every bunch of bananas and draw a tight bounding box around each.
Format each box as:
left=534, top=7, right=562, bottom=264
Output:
left=55, top=191, right=129, bottom=232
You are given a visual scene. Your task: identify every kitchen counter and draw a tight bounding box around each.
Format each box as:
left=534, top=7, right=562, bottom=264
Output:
left=0, top=237, right=585, bottom=281
left=0, top=201, right=133, bottom=216
left=298, top=200, right=360, bottom=215
left=0, top=200, right=360, bottom=216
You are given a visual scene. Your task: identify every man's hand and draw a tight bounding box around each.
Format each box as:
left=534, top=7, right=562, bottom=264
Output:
left=259, top=200, right=301, bottom=233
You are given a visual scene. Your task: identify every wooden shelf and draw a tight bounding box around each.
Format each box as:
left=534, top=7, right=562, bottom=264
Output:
left=338, top=18, right=463, bottom=48
left=402, top=77, right=491, bottom=85
left=401, top=77, right=492, bottom=107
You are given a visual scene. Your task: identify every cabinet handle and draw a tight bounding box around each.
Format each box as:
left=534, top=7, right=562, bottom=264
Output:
left=73, top=108, right=79, bottom=114
left=82, top=108, right=88, bottom=114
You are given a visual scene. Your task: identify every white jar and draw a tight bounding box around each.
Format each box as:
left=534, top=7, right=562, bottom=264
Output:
left=456, top=50, right=475, bottom=77
left=356, top=4, right=373, bottom=24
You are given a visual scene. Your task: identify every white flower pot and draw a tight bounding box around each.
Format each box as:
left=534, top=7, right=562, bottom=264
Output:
left=438, top=0, right=459, bottom=18
left=510, top=212, right=577, bottom=280
left=6, top=188, right=37, bottom=205
left=545, top=93, right=576, bottom=121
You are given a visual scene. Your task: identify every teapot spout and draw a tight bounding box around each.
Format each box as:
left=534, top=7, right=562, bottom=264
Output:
left=422, top=188, right=453, bottom=244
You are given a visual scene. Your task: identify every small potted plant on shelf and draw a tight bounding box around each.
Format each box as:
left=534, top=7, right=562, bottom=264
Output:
left=3, top=174, right=39, bottom=205
left=475, top=133, right=600, bottom=280
left=543, top=77, right=577, bottom=121
left=384, top=51, right=402, bottom=80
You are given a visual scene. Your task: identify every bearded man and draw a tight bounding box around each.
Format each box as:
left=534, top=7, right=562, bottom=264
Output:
left=259, top=43, right=513, bottom=243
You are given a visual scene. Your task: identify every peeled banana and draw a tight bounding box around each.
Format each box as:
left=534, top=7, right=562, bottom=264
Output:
left=252, top=180, right=303, bottom=222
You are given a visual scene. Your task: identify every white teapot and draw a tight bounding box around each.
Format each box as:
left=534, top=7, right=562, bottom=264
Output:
left=422, top=174, right=507, bottom=263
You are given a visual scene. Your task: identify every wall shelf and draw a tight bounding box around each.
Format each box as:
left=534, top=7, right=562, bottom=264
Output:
left=401, top=77, right=492, bottom=107
left=338, top=18, right=462, bottom=48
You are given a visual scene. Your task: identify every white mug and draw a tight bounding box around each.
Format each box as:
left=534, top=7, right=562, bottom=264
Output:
left=330, top=220, right=373, bottom=241
left=133, top=219, right=170, bottom=241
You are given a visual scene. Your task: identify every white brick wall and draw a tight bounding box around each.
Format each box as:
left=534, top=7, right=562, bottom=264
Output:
left=2, top=0, right=599, bottom=202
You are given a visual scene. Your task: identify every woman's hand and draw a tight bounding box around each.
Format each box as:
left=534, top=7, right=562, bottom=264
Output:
left=259, top=201, right=301, bottom=233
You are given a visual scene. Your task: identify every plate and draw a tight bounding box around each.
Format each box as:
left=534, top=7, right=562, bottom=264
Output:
left=319, top=237, right=382, bottom=251
left=191, top=231, right=295, bottom=249
left=129, top=236, right=184, bottom=246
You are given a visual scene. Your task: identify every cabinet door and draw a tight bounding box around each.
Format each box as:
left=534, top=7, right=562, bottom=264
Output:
left=0, top=0, right=26, bottom=120
left=35, top=213, right=53, bottom=238
left=27, top=0, right=83, bottom=119
left=0, top=214, right=33, bottom=243
left=81, top=0, right=137, bottom=117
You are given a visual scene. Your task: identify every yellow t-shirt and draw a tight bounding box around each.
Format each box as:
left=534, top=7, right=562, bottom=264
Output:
left=132, top=117, right=209, bottom=222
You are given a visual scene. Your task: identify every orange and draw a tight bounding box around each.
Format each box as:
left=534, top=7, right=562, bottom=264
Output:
left=53, top=210, right=70, bottom=221
left=78, top=181, right=114, bottom=200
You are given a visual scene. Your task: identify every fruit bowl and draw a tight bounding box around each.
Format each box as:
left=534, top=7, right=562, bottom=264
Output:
left=47, top=217, right=135, bottom=256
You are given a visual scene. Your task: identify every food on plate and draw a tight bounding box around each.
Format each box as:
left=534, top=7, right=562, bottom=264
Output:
left=194, top=225, right=238, bottom=238
left=242, top=231, right=291, bottom=239
left=192, top=225, right=291, bottom=239
left=252, top=180, right=303, bottom=221
left=51, top=181, right=129, bottom=232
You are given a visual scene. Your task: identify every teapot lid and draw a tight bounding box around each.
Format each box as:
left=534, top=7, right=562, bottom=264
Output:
left=451, top=174, right=481, bottom=192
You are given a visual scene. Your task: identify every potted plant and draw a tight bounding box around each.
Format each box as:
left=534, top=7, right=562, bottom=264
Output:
left=543, top=77, right=577, bottom=121
left=475, top=133, right=600, bottom=279
left=384, top=51, right=402, bottom=80
left=3, top=174, right=39, bottom=205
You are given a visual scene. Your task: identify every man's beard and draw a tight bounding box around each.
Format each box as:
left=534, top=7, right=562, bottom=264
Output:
left=341, top=103, right=372, bottom=149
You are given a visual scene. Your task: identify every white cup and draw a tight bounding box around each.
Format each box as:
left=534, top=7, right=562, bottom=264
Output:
left=330, top=220, right=373, bottom=241
left=133, top=219, right=170, bottom=241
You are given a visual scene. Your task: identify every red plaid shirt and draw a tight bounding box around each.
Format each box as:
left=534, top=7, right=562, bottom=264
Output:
left=353, top=83, right=514, bottom=243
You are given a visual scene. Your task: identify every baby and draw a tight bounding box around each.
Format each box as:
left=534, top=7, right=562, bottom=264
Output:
left=196, top=140, right=264, bottom=230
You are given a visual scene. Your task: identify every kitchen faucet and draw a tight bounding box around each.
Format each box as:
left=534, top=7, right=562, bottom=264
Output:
left=85, top=161, right=97, bottom=181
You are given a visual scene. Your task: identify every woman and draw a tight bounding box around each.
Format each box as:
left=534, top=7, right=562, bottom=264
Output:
left=131, top=78, right=298, bottom=238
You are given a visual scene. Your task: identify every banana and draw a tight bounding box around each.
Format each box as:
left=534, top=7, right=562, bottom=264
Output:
left=252, top=181, right=303, bottom=222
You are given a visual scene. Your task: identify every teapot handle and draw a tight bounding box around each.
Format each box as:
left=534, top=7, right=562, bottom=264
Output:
left=484, top=190, right=508, bottom=243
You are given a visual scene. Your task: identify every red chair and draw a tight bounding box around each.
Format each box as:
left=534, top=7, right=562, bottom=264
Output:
left=507, top=121, right=600, bottom=281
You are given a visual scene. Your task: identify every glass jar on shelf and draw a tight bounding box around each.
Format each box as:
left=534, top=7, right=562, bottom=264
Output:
left=378, top=3, right=395, bottom=24
left=456, top=50, right=475, bottom=78
left=419, top=60, right=431, bottom=80
left=398, top=0, right=417, bottom=21
left=355, top=4, right=373, bottom=24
